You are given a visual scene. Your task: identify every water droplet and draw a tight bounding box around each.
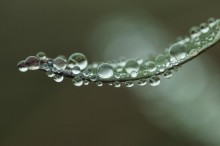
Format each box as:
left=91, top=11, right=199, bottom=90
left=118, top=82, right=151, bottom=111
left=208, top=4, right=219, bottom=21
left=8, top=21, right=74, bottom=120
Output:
left=54, top=75, right=64, bottom=82
left=53, top=56, right=67, bottom=70
left=164, top=70, right=172, bottom=79
left=25, top=56, right=40, bottom=70
left=155, top=55, right=168, bottom=72
left=130, top=71, right=138, bottom=78
left=17, top=60, right=28, bottom=72
left=113, top=81, right=121, bottom=88
left=46, top=70, right=55, bottom=77
left=143, top=61, right=157, bottom=72
left=68, top=53, right=88, bottom=70
left=72, top=76, right=83, bottom=87
left=149, top=76, right=160, bottom=86
left=188, top=49, right=198, bottom=57
left=208, top=17, right=216, bottom=27
left=125, top=81, right=134, bottom=87
left=125, top=60, right=139, bottom=74
left=97, top=63, right=114, bottom=79
left=114, top=72, right=121, bottom=79
left=72, top=66, right=81, bottom=75
left=169, top=42, right=187, bottom=61
left=84, top=80, right=89, bottom=85
left=137, top=59, right=144, bottom=65
left=90, top=75, right=97, bottom=82
left=96, top=81, right=103, bottom=87
left=190, top=26, right=201, bottom=38
left=36, top=52, right=46, bottom=60
left=200, top=23, right=209, bottom=33
left=138, top=79, right=147, bottom=86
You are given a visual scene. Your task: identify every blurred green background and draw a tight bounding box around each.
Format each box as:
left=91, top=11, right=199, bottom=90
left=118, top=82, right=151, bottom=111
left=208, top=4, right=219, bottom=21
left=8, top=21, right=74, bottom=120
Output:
left=1, top=0, right=220, bottom=146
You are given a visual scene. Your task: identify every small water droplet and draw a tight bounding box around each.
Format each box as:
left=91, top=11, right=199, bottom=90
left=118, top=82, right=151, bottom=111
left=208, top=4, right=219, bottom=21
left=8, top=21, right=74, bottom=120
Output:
left=169, top=42, right=187, bottom=61
left=138, top=79, right=147, bottom=86
left=17, top=60, right=28, bottom=72
left=149, top=76, right=160, bottom=86
left=125, top=81, right=134, bottom=87
left=72, top=66, right=81, bottom=75
left=72, top=76, right=83, bottom=86
left=25, top=56, right=40, bottom=70
left=143, top=61, right=157, bottom=72
left=53, top=56, right=67, bottom=70
left=125, top=59, right=139, bottom=74
left=97, top=63, right=114, bottom=79
left=190, top=26, right=201, bottom=38
left=113, top=81, right=121, bottom=88
left=200, top=23, right=209, bottom=33
left=188, top=49, right=198, bottom=57
left=164, top=70, right=172, bottom=79
left=96, top=81, right=103, bottom=87
left=54, top=75, right=64, bottom=82
left=130, top=71, right=138, bottom=78
left=84, top=80, right=89, bottom=85
left=68, top=53, right=88, bottom=70
left=137, top=59, right=144, bottom=65
left=90, top=75, right=97, bottom=82
left=46, top=70, right=55, bottom=77
left=208, top=17, right=216, bottom=27
left=36, top=52, right=46, bottom=60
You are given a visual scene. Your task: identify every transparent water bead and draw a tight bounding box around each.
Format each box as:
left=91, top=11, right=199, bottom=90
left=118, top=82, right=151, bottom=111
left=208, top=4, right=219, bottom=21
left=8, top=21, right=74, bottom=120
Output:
left=200, top=23, right=209, bottom=33
left=97, top=63, right=114, bottom=79
left=188, top=49, right=198, bottom=57
left=53, top=56, right=67, bottom=70
left=90, top=75, right=97, bottom=82
left=84, top=80, right=89, bottom=85
left=125, top=59, right=139, bottom=74
left=149, top=76, right=160, bottom=86
left=36, top=52, right=46, bottom=60
left=68, top=53, right=88, bottom=70
left=113, top=81, right=121, bottom=88
left=25, top=56, right=40, bottom=70
left=138, top=79, right=147, bottom=86
left=169, top=42, right=187, bottom=61
left=125, top=81, right=134, bottom=87
left=54, top=75, right=64, bottom=82
left=155, top=55, right=168, bottom=71
left=73, top=76, right=83, bottom=87
left=190, top=26, right=201, bottom=38
left=46, top=70, right=55, bottom=77
left=72, top=66, right=81, bottom=75
left=96, top=81, right=103, bottom=87
left=143, top=61, right=157, bottom=72
left=164, top=70, right=172, bottom=79
left=208, top=17, right=216, bottom=27
left=17, top=60, right=28, bottom=72
left=130, top=71, right=138, bottom=78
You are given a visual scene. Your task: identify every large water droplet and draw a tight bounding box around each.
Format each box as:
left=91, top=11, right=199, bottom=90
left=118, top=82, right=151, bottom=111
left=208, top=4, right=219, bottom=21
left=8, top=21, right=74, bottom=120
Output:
left=68, top=53, right=88, bottom=70
left=54, top=75, right=64, bottom=82
left=25, top=56, right=40, bottom=70
left=169, top=42, right=187, bottom=61
left=125, top=60, right=139, bottom=74
left=72, top=76, right=83, bottom=87
left=97, top=63, right=114, bottom=79
left=53, top=56, right=67, bottom=70
left=36, top=52, right=46, bottom=60
left=149, top=76, right=160, bottom=86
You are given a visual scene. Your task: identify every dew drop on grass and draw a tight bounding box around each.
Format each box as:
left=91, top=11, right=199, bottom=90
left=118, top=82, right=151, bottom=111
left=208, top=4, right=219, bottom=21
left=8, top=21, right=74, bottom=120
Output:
left=149, top=76, right=160, bottom=86
left=36, top=52, right=46, bottom=60
left=54, top=75, right=64, bottom=82
left=53, top=56, right=67, bottom=70
left=138, top=79, right=147, bottom=86
left=68, top=53, right=88, bottom=70
left=143, top=61, right=157, bottom=72
left=200, top=23, right=209, bottom=33
left=125, top=81, right=134, bottom=87
left=96, top=81, right=103, bottom=87
left=72, top=76, right=83, bottom=87
left=25, top=56, right=40, bottom=70
left=130, top=71, right=138, bottom=78
left=163, top=70, right=172, bottom=79
left=17, top=60, right=28, bottom=72
left=97, top=63, right=114, bottom=79
left=113, top=81, right=121, bottom=88
left=46, top=70, right=55, bottom=77
left=72, top=66, right=81, bottom=75
left=125, top=59, right=139, bottom=74
left=169, top=42, right=187, bottom=61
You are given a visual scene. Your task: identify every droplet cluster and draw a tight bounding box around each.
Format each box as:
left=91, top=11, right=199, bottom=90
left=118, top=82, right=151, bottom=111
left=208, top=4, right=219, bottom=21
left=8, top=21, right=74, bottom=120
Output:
left=17, top=18, right=220, bottom=87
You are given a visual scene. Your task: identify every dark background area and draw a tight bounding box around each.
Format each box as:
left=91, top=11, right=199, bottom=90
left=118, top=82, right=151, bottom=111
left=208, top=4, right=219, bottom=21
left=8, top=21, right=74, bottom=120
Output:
left=1, top=0, right=220, bottom=146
